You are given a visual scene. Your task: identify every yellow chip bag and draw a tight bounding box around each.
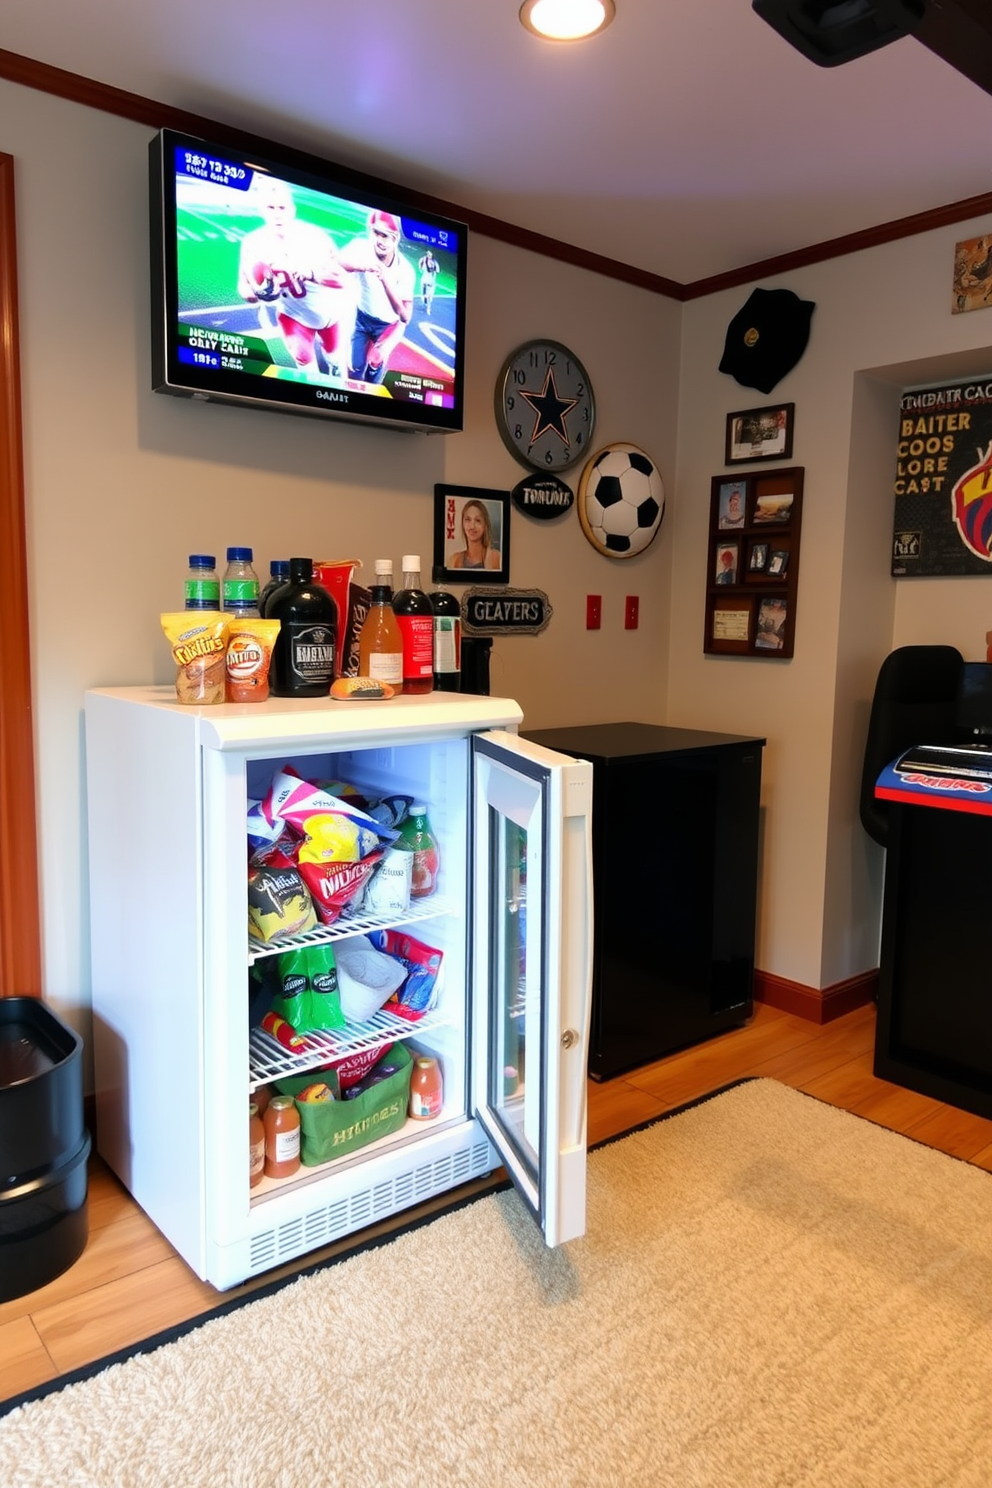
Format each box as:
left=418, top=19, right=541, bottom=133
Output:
left=161, top=612, right=229, bottom=705
left=297, top=812, right=363, bottom=864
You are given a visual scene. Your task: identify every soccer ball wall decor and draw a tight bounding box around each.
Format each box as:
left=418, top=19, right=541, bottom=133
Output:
left=578, top=443, right=665, bottom=558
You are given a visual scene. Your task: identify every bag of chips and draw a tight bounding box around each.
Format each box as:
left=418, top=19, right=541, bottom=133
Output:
left=247, top=846, right=316, bottom=943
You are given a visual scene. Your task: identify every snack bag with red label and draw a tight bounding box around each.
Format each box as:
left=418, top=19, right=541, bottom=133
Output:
left=299, top=850, right=384, bottom=926
left=368, top=929, right=443, bottom=1021
left=321, top=1041, right=394, bottom=1091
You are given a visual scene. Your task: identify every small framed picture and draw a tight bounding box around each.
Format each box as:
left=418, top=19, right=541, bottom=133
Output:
left=767, top=548, right=789, bottom=577
left=710, top=601, right=752, bottom=651
left=715, top=542, right=739, bottom=585
left=433, top=484, right=511, bottom=584
left=755, top=596, right=788, bottom=651
left=725, top=403, right=795, bottom=466
left=749, top=543, right=769, bottom=573
left=753, top=489, right=794, bottom=525
left=716, top=481, right=747, bottom=530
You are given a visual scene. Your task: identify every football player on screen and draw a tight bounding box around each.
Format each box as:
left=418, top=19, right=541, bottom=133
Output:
left=338, top=210, right=415, bottom=384
left=418, top=250, right=439, bottom=315
left=237, top=177, right=348, bottom=378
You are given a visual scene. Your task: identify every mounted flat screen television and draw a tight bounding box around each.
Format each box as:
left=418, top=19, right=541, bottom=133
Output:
left=149, top=128, right=467, bottom=434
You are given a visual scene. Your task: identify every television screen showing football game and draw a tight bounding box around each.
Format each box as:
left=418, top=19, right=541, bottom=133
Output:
left=150, top=129, right=467, bottom=434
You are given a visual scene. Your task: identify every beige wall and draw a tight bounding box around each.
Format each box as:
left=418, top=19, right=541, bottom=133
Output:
left=9, top=72, right=992, bottom=1055
left=674, top=226, right=992, bottom=990
left=3, top=79, right=680, bottom=1047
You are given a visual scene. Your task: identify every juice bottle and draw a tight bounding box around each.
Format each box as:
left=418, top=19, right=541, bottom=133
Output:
left=409, top=1056, right=443, bottom=1120
left=263, top=1095, right=301, bottom=1179
left=397, top=804, right=439, bottom=898
left=358, top=559, right=404, bottom=686
left=392, top=555, right=434, bottom=695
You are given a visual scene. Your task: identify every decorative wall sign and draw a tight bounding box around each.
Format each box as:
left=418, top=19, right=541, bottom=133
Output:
left=892, top=378, right=992, bottom=575
left=494, top=339, right=595, bottom=472
left=433, top=484, right=511, bottom=584
left=510, top=472, right=574, bottom=520
left=577, top=443, right=665, bottom=558
left=461, top=587, right=552, bottom=637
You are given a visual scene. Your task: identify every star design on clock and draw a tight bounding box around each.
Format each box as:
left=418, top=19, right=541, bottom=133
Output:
left=520, top=369, right=579, bottom=452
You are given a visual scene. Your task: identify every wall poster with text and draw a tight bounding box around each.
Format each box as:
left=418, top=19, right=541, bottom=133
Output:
left=892, top=378, right=992, bottom=576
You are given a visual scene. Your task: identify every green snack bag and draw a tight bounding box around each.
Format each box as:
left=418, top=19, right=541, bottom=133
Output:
left=272, top=944, right=345, bottom=1034
left=304, top=943, right=344, bottom=1031
left=272, top=947, right=309, bottom=1029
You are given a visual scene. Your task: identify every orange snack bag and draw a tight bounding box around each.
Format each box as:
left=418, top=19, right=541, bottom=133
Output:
left=226, top=618, right=280, bottom=702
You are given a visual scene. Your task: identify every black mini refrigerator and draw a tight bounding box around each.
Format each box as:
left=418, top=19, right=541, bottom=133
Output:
left=523, top=723, right=764, bottom=1079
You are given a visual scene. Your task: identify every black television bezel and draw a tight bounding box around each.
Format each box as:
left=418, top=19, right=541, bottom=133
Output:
left=149, top=127, right=468, bottom=436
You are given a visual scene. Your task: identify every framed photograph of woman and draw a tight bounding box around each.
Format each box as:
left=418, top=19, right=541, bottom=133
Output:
left=716, top=480, right=747, bottom=530
left=433, top=484, right=511, bottom=584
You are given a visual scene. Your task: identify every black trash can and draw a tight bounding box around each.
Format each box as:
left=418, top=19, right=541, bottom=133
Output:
left=0, top=997, right=91, bottom=1301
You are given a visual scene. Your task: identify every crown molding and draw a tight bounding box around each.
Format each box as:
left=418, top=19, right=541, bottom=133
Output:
left=2, top=45, right=992, bottom=303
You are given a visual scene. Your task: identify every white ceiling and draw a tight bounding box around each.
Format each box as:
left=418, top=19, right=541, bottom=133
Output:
left=5, top=0, right=992, bottom=285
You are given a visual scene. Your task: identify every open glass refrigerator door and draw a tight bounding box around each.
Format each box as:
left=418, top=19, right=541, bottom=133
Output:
left=471, top=733, right=593, bottom=1247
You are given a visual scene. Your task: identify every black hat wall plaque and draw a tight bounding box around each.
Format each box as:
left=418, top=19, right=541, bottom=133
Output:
left=719, top=287, right=815, bottom=394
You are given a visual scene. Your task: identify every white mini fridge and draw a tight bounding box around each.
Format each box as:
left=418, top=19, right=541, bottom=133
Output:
left=84, top=687, right=593, bottom=1289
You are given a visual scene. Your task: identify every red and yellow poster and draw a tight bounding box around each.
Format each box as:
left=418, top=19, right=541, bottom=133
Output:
left=892, top=378, right=992, bottom=576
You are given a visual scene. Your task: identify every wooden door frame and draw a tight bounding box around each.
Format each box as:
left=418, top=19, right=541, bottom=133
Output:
left=0, top=152, right=42, bottom=997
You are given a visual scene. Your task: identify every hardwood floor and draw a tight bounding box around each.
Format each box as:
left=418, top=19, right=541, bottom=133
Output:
left=3, top=999, right=992, bottom=1407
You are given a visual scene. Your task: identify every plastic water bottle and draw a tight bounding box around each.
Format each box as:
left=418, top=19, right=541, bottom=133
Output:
left=222, top=547, right=260, bottom=618
left=184, top=554, right=219, bottom=611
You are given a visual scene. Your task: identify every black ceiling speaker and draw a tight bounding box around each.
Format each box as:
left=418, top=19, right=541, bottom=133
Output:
left=752, top=0, right=926, bottom=66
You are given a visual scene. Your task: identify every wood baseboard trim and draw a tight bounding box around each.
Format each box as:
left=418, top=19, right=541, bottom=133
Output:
left=754, top=968, right=877, bottom=1024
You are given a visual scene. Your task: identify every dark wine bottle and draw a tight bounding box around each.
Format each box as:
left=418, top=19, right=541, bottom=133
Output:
left=392, top=555, right=434, bottom=695
left=430, top=565, right=461, bottom=692
left=267, top=557, right=337, bottom=697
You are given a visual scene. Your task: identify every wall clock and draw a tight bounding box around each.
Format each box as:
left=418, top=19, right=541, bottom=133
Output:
left=494, top=339, right=596, bottom=472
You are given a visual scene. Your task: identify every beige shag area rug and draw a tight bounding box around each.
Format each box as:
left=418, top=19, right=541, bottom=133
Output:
left=3, top=1078, right=992, bottom=1487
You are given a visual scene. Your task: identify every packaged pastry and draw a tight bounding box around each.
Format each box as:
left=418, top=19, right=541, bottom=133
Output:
left=161, top=612, right=229, bottom=704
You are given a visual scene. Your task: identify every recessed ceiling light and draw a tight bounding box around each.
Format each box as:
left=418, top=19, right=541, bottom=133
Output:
left=519, top=0, right=616, bottom=42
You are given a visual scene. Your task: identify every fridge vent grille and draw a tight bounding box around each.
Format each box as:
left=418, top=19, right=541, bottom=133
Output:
left=247, top=1141, right=493, bottom=1276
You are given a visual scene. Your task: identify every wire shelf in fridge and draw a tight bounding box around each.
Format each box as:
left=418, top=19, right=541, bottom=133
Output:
left=249, top=1005, right=453, bottom=1089
left=247, top=893, right=454, bottom=965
